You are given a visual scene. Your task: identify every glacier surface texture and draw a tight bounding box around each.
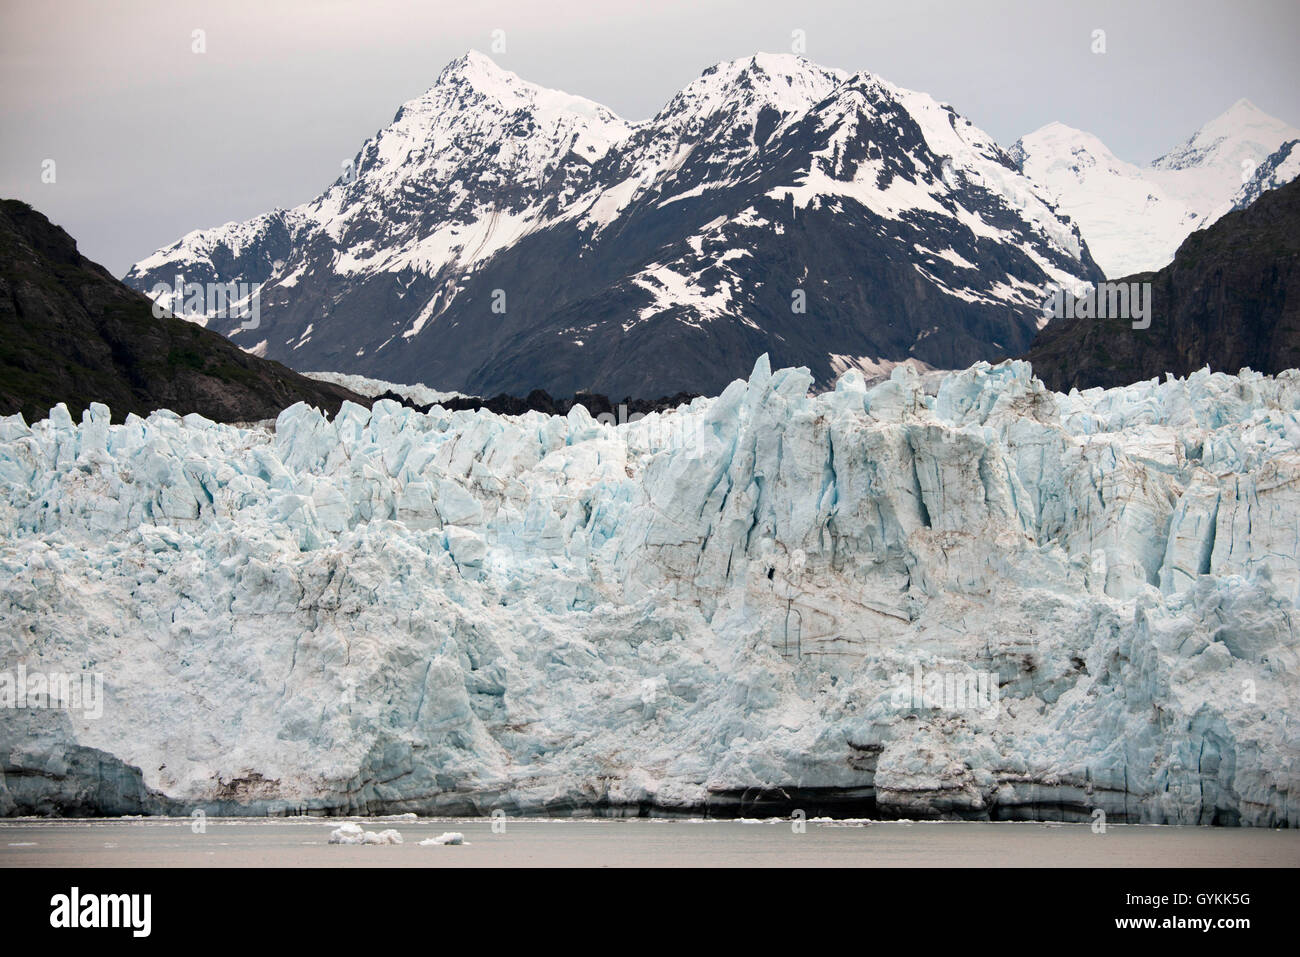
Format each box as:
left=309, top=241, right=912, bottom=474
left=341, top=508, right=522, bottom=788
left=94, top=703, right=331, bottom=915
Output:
left=0, top=358, right=1297, bottom=824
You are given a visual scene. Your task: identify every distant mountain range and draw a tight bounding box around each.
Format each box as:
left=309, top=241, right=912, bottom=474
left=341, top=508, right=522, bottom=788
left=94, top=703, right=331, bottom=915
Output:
left=121, top=52, right=1300, bottom=399
left=124, top=51, right=1103, bottom=398
left=1021, top=177, right=1300, bottom=391
left=1011, top=100, right=1300, bottom=277
left=0, top=200, right=364, bottom=424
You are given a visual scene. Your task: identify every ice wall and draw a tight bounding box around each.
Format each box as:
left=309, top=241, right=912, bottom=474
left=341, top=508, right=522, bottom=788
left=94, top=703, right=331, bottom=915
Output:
left=0, top=358, right=1296, bottom=823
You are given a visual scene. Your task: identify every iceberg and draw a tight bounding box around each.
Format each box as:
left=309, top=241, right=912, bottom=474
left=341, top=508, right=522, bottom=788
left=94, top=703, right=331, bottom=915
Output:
left=328, top=823, right=403, bottom=845
left=0, top=358, right=1296, bottom=825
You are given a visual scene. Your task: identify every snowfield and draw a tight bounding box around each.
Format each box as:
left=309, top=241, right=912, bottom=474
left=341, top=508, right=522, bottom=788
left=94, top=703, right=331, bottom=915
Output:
left=0, top=358, right=1297, bottom=824
left=1013, top=101, right=1300, bottom=278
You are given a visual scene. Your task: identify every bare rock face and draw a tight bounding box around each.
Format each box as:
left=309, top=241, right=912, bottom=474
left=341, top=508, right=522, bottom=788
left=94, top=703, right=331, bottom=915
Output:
left=1, top=358, right=1297, bottom=824
left=0, top=199, right=367, bottom=425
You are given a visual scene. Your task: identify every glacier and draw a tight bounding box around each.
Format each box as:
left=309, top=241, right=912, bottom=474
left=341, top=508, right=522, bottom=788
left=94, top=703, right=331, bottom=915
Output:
left=0, top=357, right=1297, bottom=825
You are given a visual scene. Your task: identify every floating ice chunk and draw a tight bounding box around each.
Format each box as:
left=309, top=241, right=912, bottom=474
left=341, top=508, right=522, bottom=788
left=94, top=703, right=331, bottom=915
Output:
left=419, top=832, right=466, bottom=845
left=328, top=823, right=404, bottom=845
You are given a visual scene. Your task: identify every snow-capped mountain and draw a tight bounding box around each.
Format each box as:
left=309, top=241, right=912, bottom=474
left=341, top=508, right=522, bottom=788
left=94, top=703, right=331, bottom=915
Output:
left=128, top=51, right=630, bottom=346
left=1148, top=98, right=1299, bottom=210
left=125, top=52, right=1101, bottom=398
left=0, top=199, right=365, bottom=425
left=1013, top=99, right=1300, bottom=277
left=1009, top=123, right=1199, bottom=279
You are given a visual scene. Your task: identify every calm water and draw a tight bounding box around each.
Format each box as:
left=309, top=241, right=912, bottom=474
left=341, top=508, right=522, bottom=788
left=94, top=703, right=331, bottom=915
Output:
left=2, top=818, right=1297, bottom=867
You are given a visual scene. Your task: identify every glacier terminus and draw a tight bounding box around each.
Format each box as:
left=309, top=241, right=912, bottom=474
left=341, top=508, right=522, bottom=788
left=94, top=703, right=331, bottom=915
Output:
left=0, top=358, right=1296, bottom=825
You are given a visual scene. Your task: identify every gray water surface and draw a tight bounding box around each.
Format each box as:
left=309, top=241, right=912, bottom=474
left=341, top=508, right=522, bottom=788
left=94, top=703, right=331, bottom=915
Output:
left=2, top=818, right=1297, bottom=867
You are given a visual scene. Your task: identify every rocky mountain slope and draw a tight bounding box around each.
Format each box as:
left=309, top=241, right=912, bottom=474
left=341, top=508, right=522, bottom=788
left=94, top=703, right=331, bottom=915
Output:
left=0, top=200, right=365, bottom=424
left=125, top=52, right=1102, bottom=398
left=1, top=358, right=1296, bottom=823
left=1022, top=177, right=1300, bottom=392
left=1012, top=100, right=1300, bottom=277
left=1228, top=138, right=1300, bottom=213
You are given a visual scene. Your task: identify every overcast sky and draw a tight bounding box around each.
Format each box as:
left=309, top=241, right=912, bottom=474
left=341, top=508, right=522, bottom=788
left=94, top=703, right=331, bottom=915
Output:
left=3, top=0, right=1298, bottom=277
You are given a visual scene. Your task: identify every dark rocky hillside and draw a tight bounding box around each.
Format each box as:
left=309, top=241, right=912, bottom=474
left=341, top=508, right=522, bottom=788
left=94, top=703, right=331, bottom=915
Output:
left=1022, top=178, right=1300, bottom=391
left=0, top=199, right=366, bottom=424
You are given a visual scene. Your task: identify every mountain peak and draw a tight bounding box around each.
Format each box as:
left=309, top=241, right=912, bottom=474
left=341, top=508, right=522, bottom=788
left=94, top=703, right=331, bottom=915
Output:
left=1013, top=97, right=1300, bottom=279
left=1152, top=98, right=1299, bottom=172
left=1224, top=97, right=1262, bottom=116
left=1195, top=96, right=1289, bottom=140
left=126, top=51, right=1101, bottom=398
left=418, top=50, right=626, bottom=132
left=432, top=48, right=529, bottom=99
left=699, top=51, right=849, bottom=93
left=731, top=51, right=833, bottom=76
left=1015, top=121, right=1121, bottom=161
left=441, top=49, right=510, bottom=78
left=1032, top=120, right=1088, bottom=137
left=651, top=52, right=847, bottom=134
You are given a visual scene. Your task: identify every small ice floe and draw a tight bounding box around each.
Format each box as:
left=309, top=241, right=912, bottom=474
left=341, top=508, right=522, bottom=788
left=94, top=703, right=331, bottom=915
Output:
left=419, top=832, right=466, bottom=846
left=328, top=822, right=403, bottom=845
left=814, top=819, right=873, bottom=827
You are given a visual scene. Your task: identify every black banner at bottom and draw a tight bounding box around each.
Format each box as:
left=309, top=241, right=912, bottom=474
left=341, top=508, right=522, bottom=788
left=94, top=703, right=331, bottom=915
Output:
left=3, top=867, right=1280, bottom=943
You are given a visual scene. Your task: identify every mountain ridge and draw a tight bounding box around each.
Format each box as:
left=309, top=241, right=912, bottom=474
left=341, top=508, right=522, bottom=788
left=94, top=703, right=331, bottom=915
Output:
left=125, top=50, right=1102, bottom=398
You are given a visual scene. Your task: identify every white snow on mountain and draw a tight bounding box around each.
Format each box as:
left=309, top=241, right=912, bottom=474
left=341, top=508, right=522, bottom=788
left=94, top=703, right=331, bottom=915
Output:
left=575, top=53, right=847, bottom=230
left=1221, top=138, right=1300, bottom=216
left=787, top=77, right=1082, bottom=263
left=568, top=55, right=1094, bottom=329
left=303, top=371, right=464, bottom=407
left=1014, top=100, right=1300, bottom=277
left=129, top=210, right=299, bottom=281
left=126, top=50, right=1097, bottom=378
left=1, top=359, right=1297, bottom=824
left=127, top=50, right=632, bottom=329
left=1149, top=98, right=1299, bottom=213
left=317, top=51, right=631, bottom=280
left=1011, top=122, right=1197, bottom=278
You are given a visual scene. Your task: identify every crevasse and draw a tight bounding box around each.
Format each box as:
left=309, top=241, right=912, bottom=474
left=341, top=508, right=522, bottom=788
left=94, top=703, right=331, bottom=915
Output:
left=0, top=357, right=1296, bottom=823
